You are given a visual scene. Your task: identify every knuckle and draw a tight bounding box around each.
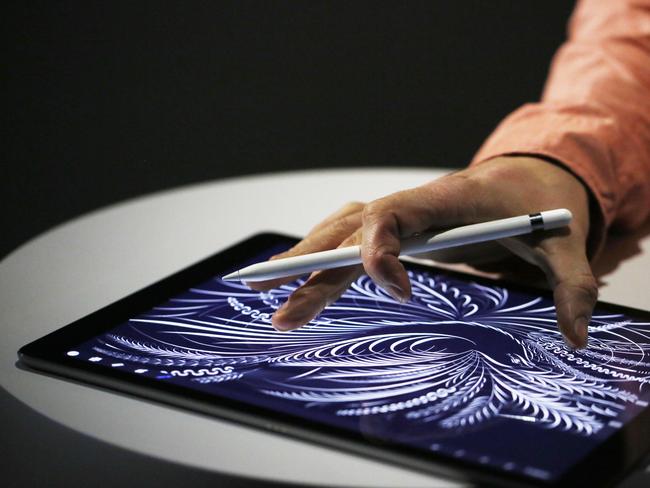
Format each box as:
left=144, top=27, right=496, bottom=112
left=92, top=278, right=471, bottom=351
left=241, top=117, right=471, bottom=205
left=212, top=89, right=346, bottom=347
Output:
left=362, top=199, right=397, bottom=231
left=361, top=200, right=381, bottom=221
left=342, top=201, right=365, bottom=213
left=363, top=247, right=392, bottom=276
left=362, top=196, right=395, bottom=219
left=364, top=252, right=383, bottom=271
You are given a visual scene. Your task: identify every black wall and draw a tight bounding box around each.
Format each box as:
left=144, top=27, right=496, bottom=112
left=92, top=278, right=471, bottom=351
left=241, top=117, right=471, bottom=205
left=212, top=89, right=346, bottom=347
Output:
left=4, top=1, right=575, bottom=259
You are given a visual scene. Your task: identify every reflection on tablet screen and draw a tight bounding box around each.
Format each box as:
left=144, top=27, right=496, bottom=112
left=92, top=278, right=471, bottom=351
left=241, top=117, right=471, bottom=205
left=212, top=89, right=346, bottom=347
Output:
left=67, top=249, right=650, bottom=483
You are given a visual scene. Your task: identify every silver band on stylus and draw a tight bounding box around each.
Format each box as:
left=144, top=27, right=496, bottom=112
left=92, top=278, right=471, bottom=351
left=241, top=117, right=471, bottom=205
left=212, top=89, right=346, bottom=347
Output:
left=529, top=213, right=545, bottom=231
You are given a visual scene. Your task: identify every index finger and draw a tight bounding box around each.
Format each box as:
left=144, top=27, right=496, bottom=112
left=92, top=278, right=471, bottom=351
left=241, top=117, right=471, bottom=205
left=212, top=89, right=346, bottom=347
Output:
left=360, top=173, right=491, bottom=301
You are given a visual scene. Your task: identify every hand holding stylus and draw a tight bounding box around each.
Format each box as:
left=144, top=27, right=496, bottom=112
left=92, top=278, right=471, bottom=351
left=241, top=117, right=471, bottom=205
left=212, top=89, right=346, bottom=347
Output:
left=248, top=157, right=598, bottom=349
left=224, top=210, right=572, bottom=281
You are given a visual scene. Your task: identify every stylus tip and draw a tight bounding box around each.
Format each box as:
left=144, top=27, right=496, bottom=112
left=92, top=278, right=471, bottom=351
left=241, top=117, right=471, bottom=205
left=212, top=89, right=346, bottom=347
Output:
left=222, top=271, right=240, bottom=281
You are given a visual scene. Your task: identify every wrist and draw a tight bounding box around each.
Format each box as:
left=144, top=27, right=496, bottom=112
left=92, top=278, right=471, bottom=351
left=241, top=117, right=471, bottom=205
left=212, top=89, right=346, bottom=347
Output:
left=470, top=155, right=592, bottom=243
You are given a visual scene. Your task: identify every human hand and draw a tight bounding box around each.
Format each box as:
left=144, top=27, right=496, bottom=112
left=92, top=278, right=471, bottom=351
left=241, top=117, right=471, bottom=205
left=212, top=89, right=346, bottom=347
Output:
left=249, top=156, right=597, bottom=349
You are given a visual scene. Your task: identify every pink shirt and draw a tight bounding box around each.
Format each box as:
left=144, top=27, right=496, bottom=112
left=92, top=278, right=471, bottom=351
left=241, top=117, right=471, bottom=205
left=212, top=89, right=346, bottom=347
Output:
left=472, top=0, right=650, bottom=256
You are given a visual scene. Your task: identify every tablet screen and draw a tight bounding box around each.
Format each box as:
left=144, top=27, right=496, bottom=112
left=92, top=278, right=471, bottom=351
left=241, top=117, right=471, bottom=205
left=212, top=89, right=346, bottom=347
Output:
left=65, top=244, right=650, bottom=483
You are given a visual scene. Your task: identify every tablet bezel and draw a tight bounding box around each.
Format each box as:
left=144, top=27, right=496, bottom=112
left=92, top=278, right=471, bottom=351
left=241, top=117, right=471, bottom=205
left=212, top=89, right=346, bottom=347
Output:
left=17, top=232, right=650, bottom=487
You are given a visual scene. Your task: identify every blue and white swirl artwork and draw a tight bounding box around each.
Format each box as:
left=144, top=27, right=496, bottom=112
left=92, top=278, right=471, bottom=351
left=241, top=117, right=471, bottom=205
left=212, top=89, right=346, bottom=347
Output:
left=75, top=266, right=650, bottom=480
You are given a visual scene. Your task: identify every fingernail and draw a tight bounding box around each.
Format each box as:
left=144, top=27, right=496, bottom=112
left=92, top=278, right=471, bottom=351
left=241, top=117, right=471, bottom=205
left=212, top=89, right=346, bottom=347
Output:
left=387, top=284, right=408, bottom=303
left=572, top=317, right=589, bottom=349
left=271, top=303, right=291, bottom=331
left=272, top=314, right=294, bottom=332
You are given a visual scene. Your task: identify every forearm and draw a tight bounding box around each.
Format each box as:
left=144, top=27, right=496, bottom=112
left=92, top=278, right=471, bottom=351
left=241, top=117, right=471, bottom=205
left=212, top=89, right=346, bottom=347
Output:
left=471, top=0, right=650, bottom=257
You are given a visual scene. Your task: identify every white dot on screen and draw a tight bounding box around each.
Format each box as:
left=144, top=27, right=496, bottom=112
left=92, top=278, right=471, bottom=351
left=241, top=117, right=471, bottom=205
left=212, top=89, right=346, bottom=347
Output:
left=66, top=351, right=79, bottom=357
left=135, top=369, right=148, bottom=374
left=89, top=357, right=102, bottom=362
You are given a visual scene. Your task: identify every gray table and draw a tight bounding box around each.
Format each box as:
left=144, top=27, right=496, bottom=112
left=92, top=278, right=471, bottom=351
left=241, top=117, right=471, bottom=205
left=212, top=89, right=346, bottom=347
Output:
left=2, top=168, right=649, bottom=487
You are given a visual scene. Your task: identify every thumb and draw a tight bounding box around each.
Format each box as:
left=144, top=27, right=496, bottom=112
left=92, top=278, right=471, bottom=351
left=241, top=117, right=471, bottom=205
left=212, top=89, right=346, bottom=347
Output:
left=550, top=249, right=598, bottom=349
left=501, top=236, right=598, bottom=349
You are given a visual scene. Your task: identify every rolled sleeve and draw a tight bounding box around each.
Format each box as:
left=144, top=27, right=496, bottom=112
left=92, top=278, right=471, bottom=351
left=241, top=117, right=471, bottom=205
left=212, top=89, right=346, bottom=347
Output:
left=471, top=0, right=650, bottom=258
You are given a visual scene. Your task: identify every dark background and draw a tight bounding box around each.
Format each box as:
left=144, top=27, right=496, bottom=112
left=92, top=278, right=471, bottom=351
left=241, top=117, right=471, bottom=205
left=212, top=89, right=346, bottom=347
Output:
left=3, top=1, right=575, bottom=261
left=3, top=1, right=578, bottom=487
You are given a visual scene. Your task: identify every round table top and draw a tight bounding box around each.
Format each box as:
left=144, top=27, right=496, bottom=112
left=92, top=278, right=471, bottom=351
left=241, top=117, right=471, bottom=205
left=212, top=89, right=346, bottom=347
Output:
left=2, top=168, right=649, bottom=487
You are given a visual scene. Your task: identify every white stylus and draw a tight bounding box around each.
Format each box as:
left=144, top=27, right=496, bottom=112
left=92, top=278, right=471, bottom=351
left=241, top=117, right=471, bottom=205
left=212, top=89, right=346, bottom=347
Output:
left=222, top=208, right=572, bottom=282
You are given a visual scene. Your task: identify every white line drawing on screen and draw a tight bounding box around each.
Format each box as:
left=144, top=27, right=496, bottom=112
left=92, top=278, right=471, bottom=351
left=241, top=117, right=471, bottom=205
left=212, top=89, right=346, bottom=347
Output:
left=90, top=271, right=650, bottom=437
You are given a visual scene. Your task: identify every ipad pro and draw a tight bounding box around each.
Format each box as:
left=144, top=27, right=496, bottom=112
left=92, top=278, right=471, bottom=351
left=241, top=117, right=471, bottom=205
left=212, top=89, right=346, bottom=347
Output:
left=18, top=233, right=650, bottom=487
